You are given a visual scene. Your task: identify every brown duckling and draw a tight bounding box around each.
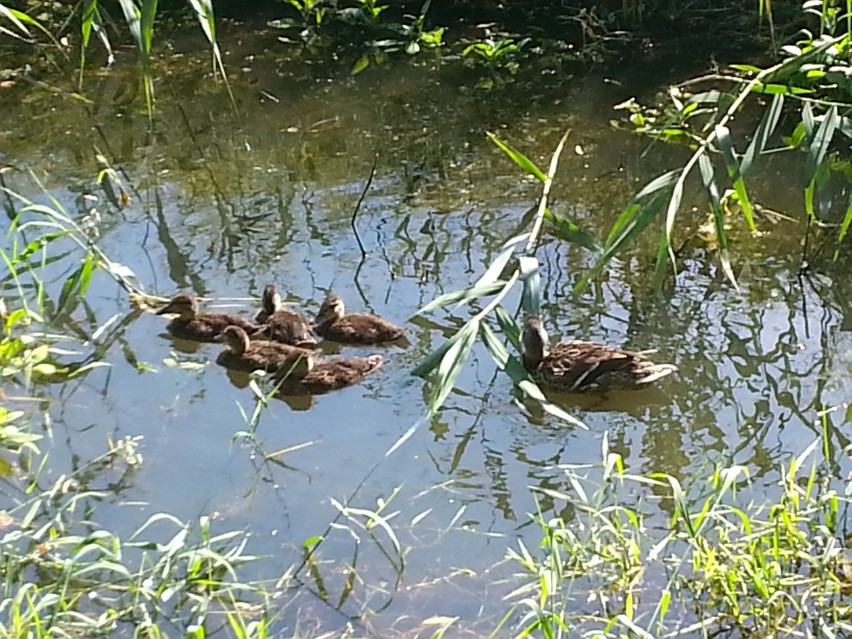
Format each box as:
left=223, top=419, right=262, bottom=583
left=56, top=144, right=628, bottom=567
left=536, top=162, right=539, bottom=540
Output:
left=521, top=315, right=677, bottom=392
left=255, top=284, right=317, bottom=347
left=216, top=325, right=315, bottom=375
left=156, top=293, right=262, bottom=343
left=274, top=352, right=383, bottom=396
left=313, top=295, right=405, bottom=344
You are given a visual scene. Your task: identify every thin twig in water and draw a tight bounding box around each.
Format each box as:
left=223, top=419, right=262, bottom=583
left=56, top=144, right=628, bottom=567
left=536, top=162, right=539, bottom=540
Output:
left=800, top=215, right=812, bottom=274
left=351, top=154, right=378, bottom=259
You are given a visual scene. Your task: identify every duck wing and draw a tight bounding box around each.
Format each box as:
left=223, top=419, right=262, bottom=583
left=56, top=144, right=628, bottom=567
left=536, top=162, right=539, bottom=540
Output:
left=277, top=355, right=383, bottom=395
left=316, top=313, right=404, bottom=344
left=264, top=309, right=317, bottom=347
left=541, top=341, right=675, bottom=391
left=217, top=341, right=313, bottom=374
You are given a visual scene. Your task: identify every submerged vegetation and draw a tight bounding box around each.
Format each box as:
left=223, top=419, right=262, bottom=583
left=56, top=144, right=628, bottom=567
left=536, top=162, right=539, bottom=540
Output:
left=0, top=0, right=851, bottom=637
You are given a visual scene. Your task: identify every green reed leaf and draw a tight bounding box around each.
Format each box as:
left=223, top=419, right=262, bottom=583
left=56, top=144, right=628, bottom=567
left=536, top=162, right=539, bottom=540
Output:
left=544, top=209, right=601, bottom=251
left=698, top=154, right=738, bottom=290
left=486, top=132, right=548, bottom=182
left=806, top=105, right=838, bottom=185
left=716, top=124, right=755, bottom=231
left=429, top=320, right=478, bottom=411
left=741, top=93, right=784, bottom=176
left=473, top=233, right=529, bottom=292
left=414, top=281, right=506, bottom=316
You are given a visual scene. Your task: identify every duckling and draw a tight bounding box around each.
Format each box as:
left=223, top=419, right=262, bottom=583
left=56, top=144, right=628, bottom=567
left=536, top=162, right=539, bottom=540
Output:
left=216, top=325, right=315, bottom=375
left=521, top=315, right=677, bottom=392
left=274, top=353, right=383, bottom=395
left=313, top=295, right=405, bottom=344
left=156, top=293, right=261, bottom=343
left=255, top=284, right=317, bottom=347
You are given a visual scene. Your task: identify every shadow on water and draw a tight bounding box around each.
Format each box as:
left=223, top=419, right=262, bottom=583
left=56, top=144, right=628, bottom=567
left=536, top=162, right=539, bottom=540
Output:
left=1, top=23, right=851, bottom=636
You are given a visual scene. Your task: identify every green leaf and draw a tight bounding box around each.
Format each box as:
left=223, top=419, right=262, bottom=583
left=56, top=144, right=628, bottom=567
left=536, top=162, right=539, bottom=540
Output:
left=606, top=169, right=682, bottom=249
left=577, top=188, right=671, bottom=293
left=730, top=64, right=762, bottom=75
left=429, top=320, right=478, bottom=411
left=715, top=124, right=755, bottom=231
left=414, top=281, right=506, bottom=316
left=654, top=160, right=692, bottom=289
left=479, top=322, right=586, bottom=429
left=486, top=132, right=548, bottom=182
left=478, top=321, right=510, bottom=368
left=412, top=327, right=466, bottom=378
left=351, top=55, right=370, bottom=75
left=472, top=233, right=528, bottom=291
left=698, top=154, right=738, bottom=290
left=741, top=93, right=784, bottom=176
left=493, top=305, right=521, bottom=350
left=544, top=209, right=601, bottom=250
left=837, top=193, right=852, bottom=246
left=805, top=105, right=838, bottom=184
left=519, top=256, right=540, bottom=317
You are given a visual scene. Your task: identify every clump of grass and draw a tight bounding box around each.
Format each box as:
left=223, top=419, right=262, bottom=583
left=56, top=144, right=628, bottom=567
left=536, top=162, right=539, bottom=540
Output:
left=0, top=424, right=281, bottom=638
left=502, top=423, right=852, bottom=638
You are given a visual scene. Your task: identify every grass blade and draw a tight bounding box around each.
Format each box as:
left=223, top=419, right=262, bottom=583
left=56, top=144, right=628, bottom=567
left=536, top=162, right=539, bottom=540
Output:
left=698, top=154, right=738, bottom=290
left=472, top=232, right=529, bottom=291
left=576, top=190, right=670, bottom=293
left=716, top=124, right=755, bottom=231
left=486, top=132, right=548, bottom=182
left=429, top=320, right=478, bottom=411
left=414, top=281, right=506, bottom=316
left=544, top=209, right=601, bottom=250
left=805, top=105, right=839, bottom=186
left=479, top=322, right=587, bottom=429
left=741, top=93, right=784, bottom=175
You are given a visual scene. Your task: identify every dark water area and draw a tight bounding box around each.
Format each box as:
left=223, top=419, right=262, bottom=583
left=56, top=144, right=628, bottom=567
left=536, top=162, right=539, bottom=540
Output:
left=1, top=20, right=850, bottom=636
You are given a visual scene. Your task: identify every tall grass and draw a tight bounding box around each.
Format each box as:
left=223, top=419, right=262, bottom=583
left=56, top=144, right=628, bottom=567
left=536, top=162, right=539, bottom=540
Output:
left=500, top=424, right=852, bottom=638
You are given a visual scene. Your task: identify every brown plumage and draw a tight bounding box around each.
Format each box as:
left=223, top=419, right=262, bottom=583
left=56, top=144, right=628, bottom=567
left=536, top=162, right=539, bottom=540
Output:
left=274, top=353, right=383, bottom=396
left=313, top=295, right=405, bottom=344
left=215, top=325, right=315, bottom=375
left=521, top=316, right=677, bottom=392
left=255, top=284, right=317, bottom=347
left=156, top=293, right=261, bottom=343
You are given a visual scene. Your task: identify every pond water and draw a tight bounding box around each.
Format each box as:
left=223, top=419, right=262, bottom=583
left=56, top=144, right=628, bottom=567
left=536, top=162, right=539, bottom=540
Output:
left=2, top=19, right=851, bottom=637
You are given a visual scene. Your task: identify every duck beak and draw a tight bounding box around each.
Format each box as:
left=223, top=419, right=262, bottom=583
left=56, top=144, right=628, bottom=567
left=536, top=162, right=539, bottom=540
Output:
left=155, top=303, right=175, bottom=316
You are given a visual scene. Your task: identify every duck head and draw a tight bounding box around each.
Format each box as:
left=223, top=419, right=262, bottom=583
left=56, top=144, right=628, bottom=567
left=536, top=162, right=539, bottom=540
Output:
left=522, top=315, right=550, bottom=369
left=261, top=284, right=282, bottom=316
left=314, top=294, right=345, bottom=325
left=156, top=293, right=199, bottom=320
left=219, top=325, right=252, bottom=356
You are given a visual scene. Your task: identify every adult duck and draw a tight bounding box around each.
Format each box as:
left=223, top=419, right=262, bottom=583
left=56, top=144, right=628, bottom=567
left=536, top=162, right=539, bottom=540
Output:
left=521, top=315, right=676, bottom=392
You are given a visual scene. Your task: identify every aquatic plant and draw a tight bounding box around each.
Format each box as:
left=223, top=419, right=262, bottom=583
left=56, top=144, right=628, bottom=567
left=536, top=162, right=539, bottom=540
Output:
left=612, top=0, right=852, bottom=289
left=413, top=129, right=599, bottom=428
left=501, top=424, right=852, bottom=638
left=0, top=0, right=230, bottom=118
